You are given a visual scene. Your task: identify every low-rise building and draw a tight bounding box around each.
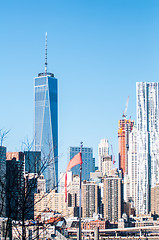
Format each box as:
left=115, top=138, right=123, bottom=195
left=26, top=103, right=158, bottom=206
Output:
left=81, top=219, right=109, bottom=230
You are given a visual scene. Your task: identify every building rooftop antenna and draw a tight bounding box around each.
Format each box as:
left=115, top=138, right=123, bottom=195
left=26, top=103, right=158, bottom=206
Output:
left=45, top=32, right=47, bottom=74
left=38, top=32, right=54, bottom=77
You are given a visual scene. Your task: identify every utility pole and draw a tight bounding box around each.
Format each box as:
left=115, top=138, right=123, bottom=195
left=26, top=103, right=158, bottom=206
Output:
left=77, top=141, right=83, bottom=240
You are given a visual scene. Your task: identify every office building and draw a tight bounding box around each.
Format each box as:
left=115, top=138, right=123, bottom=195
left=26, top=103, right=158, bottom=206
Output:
left=118, top=119, right=134, bottom=176
left=0, top=146, right=6, bottom=217
left=98, top=139, right=109, bottom=173
left=6, top=152, right=25, bottom=220
left=25, top=173, right=46, bottom=220
left=34, top=33, right=58, bottom=191
left=68, top=146, right=95, bottom=181
left=24, top=151, right=41, bottom=174
left=81, top=181, right=100, bottom=218
left=103, top=171, right=123, bottom=222
left=136, top=82, right=159, bottom=215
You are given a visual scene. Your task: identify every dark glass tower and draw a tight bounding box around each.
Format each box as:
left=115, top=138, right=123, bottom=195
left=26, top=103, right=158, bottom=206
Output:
left=34, top=33, right=58, bottom=191
left=0, top=146, right=6, bottom=217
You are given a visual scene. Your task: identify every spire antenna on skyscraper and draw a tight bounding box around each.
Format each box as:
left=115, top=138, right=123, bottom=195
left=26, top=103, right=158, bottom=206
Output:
left=45, top=32, right=47, bottom=74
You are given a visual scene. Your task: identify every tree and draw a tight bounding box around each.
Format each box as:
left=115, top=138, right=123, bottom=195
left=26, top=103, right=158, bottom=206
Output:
left=4, top=139, right=59, bottom=240
left=0, top=129, right=10, bottom=147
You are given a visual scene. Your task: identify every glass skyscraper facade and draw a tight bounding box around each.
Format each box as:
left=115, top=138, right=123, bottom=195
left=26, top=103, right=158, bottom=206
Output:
left=136, top=82, right=159, bottom=215
left=68, top=146, right=95, bottom=181
left=24, top=151, right=41, bottom=174
left=34, top=72, right=58, bottom=191
left=0, top=146, right=6, bottom=217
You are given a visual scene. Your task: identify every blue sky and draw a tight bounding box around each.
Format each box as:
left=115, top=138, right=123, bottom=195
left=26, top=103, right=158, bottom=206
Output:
left=1, top=0, right=159, bottom=174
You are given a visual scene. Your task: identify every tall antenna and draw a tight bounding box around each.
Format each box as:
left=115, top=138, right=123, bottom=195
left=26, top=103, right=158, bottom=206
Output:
left=45, top=32, right=47, bottom=74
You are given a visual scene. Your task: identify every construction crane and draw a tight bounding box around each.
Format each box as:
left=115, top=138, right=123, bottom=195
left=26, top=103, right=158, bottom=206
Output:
left=111, top=144, right=116, bottom=165
left=122, top=96, right=129, bottom=119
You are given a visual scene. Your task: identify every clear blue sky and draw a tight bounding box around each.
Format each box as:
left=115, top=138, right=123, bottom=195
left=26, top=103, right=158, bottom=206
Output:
left=1, top=0, right=159, bottom=174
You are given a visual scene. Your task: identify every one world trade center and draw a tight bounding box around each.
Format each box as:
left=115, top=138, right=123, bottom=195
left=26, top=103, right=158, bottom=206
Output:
left=34, top=33, right=58, bottom=191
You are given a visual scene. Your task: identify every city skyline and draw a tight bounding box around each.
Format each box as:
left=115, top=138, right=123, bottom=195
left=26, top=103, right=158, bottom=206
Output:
left=0, top=1, right=159, bottom=175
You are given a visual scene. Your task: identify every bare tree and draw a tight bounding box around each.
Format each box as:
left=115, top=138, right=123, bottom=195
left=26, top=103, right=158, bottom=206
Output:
left=0, top=129, right=10, bottom=146
left=3, top=139, right=59, bottom=240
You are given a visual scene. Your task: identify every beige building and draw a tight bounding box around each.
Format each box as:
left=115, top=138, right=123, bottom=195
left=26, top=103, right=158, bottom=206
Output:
left=90, top=170, right=103, bottom=181
left=103, top=174, right=122, bottom=222
left=102, top=155, right=112, bottom=176
left=151, top=183, right=159, bottom=215
left=59, top=171, right=73, bottom=193
left=98, top=139, right=109, bottom=173
left=34, top=189, right=75, bottom=219
left=81, top=181, right=100, bottom=218
left=67, top=175, right=80, bottom=207
left=34, top=174, right=80, bottom=219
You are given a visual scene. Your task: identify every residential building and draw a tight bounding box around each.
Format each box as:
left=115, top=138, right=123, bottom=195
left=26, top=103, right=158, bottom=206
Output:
left=81, top=219, right=109, bottom=230
left=90, top=171, right=103, bottom=182
left=81, top=181, right=100, bottom=218
left=34, top=189, right=75, bottom=219
left=98, top=139, right=109, bottom=173
left=102, top=155, right=112, bottom=177
left=37, top=174, right=46, bottom=193
left=103, top=171, right=123, bottom=222
left=34, top=33, right=58, bottom=191
left=151, top=183, right=159, bottom=215
left=127, top=126, right=137, bottom=207
left=67, top=174, right=80, bottom=208
left=68, top=146, right=95, bottom=181
left=118, top=119, right=134, bottom=176
left=0, top=146, right=6, bottom=217
left=59, top=172, right=80, bottom=207
left=136, top=82, right=159, bottom=215
left=59, top=171, right=72, bottom=193
left=0, top=218, right=10, bottom=239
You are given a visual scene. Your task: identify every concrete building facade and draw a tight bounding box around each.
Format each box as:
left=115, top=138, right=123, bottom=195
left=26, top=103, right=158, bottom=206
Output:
left=81, top=181, right=100, bottom=218
left=98, top=139, right=109, bottom=173
left=103, top=174, right=122, bottom=222
left=127, top=126, right=137, bottom=207
left=136, top=82, right=159, bottom=215
left=102, top=155, right=112, bottom=177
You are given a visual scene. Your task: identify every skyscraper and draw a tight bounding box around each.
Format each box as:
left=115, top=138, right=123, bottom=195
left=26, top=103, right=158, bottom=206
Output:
left=24, top=151, right=41, bottom=174
left=136, top=82, right=159, bottom=215
left=98, top=139, right=109, bottom=173
left=68, top=146, right=95, bottom=181
left=34, top=33, right=58, bottom=191
left=103, top=172, right=123, bottom=222
left=82, top=181, right=100, bottom=218
left=118, top=119, right=134, bottom=176
left=127, top=126, right=137, bottom=208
